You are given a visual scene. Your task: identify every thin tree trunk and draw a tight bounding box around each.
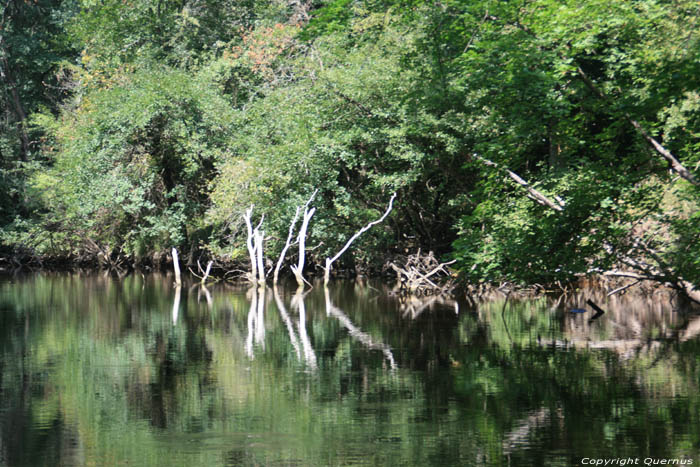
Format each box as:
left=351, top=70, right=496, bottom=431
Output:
left=243, top=206, right=258, bottom=283
left=255, top=229, right=265, bottom=285
left=291, top=205, right=316, bottom=288
left=274, top=190, right=317, bottom=284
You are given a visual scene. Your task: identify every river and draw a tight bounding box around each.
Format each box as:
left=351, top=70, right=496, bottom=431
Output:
left=0, top=273, right=698, bottom=466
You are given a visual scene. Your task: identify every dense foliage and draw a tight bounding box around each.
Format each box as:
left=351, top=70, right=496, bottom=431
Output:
left=1, top=0, right=698, bottom=290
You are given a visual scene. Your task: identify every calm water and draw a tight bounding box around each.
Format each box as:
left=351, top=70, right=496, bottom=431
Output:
left=0, top=273, right=699, bottom=466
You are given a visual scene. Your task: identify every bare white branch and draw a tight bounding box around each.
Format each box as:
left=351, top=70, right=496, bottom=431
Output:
left=324, top=193, right=396, bottom=285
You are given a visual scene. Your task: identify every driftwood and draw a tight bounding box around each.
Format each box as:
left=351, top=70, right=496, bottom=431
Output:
left=324, top=193, right=396, bottom=285
left=389, top=250, right=456, bottom=295
left=86, top=239, right=126, bottom=270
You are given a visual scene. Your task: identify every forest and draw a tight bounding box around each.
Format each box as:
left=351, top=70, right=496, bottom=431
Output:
left=1, top=0, right=699, bottom=297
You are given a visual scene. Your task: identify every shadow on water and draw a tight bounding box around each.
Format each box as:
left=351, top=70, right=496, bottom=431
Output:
left=0, top=273, right=699, bottom=466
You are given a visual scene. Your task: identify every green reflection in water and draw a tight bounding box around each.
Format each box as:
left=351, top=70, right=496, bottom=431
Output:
left=0, top=274, right=699, bottom=466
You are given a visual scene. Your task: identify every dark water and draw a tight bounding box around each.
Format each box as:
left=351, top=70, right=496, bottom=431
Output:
left=0, top=274, right=699, bottom=466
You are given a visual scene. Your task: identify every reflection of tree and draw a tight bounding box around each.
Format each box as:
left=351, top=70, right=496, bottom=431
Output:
left=292, top=291, right=317, bottom=369
left=172, top=285, right=181, bottom=324
left=245, top=286, right=266, bottom=358
left=324, top=287, right=396, bottom=370
left=397, top=294, right=459, bottom=320
left=272, top=287, right=317, bottom=369
left=1, top=275, right=700, bottom=466
left=273, top=286, right=301, bottom=361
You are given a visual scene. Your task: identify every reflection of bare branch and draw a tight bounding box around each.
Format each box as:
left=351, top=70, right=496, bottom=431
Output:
left=274, top=287, right=301, bottom=360
left=199, top=285, right=213, bottom=308
left=681, top=315, right=700, bottom=342
left=399, top=294, right=458, bottom=320
left=502, top=408, right=553, bottom=455
left=324, top=288, right=397, bottom=369
left=292, top=291, right=317, bottom=369
left=172, top=286, right=181, bottom=324
left=245, top=287, right=266, bottom=358
left=256, top=287, right=266, bottom=347
left=539, top=338, right=662, bottom=360
left=245, top=288, right=257, bottom=358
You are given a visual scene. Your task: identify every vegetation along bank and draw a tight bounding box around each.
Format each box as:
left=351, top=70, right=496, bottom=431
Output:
left=1, top=0, right=698, bottom=300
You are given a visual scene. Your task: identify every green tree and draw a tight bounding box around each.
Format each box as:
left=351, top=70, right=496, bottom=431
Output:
left=32, top=68, right=236, bottom=260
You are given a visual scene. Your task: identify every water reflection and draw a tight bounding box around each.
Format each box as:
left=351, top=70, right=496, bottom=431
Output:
left=0, top=273, right=698, bottom=466
left=293, top=290, right=317, bottom=370
left=324, top=287, right=397, bottom=370
left=245, top=286, right=266, bottom=358
left=273, top=286, right=302, bottom=361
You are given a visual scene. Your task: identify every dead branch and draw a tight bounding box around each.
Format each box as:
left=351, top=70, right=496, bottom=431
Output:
left=243, top=206, right=258, bottom=283
left=607, top=280, right=641, bottom=297
left=324, top=193, right=396, bottom=285
left=274, top=206, right=301, bottom=284
left=389, top=250, right=456, bottom=295
left=291, top=203, right=316, bottom=288
left=474, top=155, right=565, bottom=212
left=243, top=206, right=266, bottom=285
left=171, top=248, right=182, bottom=286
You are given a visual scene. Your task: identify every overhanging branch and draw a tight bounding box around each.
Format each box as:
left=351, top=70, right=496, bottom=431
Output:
left=473, top=154, right=565, bottom=212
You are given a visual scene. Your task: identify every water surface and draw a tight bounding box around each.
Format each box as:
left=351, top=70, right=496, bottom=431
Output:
left=0, top=274, right=698, bottom=466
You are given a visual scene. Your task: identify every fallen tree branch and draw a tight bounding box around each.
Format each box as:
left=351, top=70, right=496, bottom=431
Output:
left=389, top=250, right=456, bottom=294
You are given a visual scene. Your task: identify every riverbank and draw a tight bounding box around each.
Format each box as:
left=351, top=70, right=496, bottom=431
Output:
left=3, top=249, right=698, bottom=310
